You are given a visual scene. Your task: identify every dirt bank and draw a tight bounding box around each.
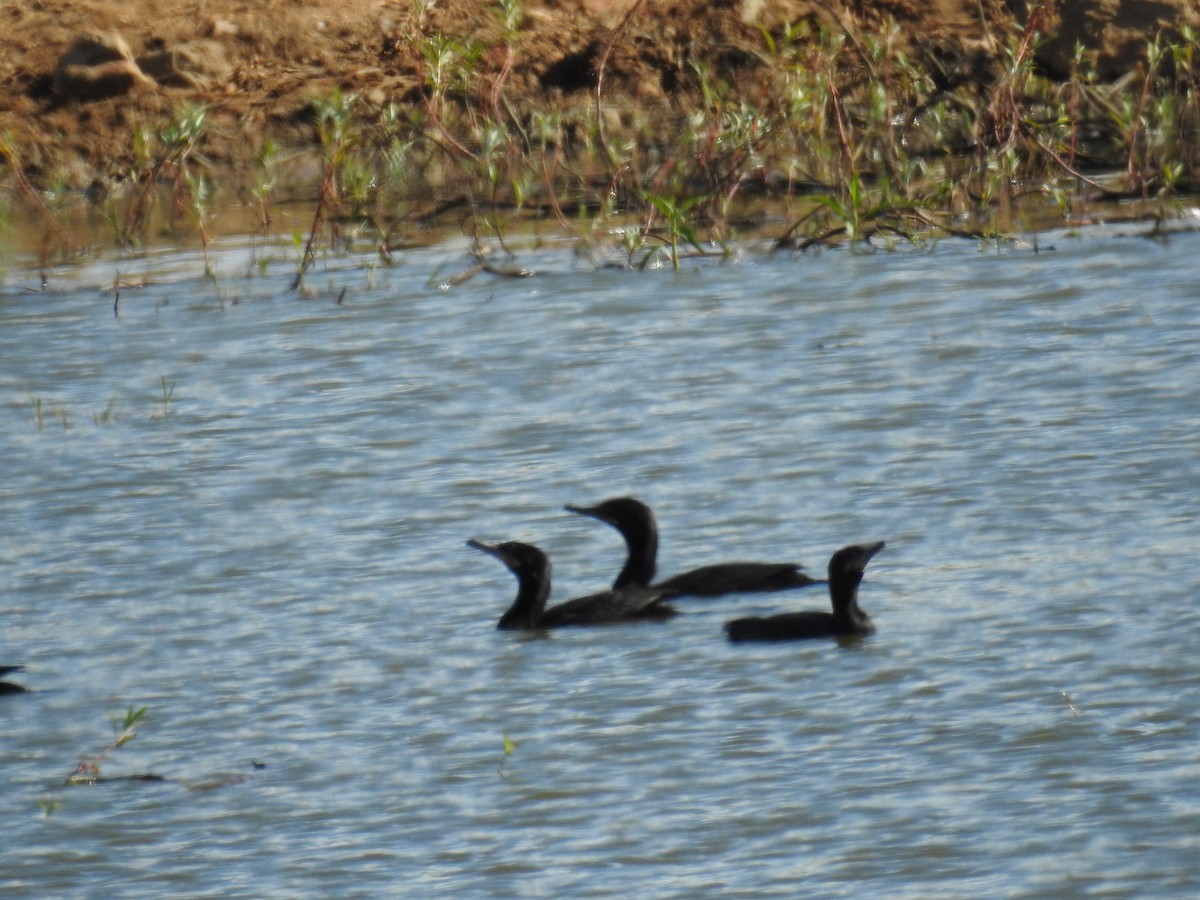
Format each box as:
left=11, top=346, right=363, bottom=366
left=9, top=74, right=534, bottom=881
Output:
left=1, top=0, right=1193, bottom=193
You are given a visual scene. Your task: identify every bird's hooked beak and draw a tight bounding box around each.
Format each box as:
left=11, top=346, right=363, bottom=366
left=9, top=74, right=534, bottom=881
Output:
left=848, top=541, right=886, bottom=572
left=564, top=502, right=602, bottom=521
left=467, top=538, right=501, bottom=558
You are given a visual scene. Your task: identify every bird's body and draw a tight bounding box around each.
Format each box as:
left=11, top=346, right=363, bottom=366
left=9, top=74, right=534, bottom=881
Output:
left=724, top=541, right=885, bottom=642
left=0, top=665, right=28, bottom=694
left=468, top=539, right=677, bottom=630
left=656, top=562, right=819, bottom=598
left=565, top=497, right=821, bottom=598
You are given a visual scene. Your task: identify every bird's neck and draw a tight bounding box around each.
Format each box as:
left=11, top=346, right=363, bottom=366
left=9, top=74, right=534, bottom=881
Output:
left=614, top=524, right=657, bottom=590
left=500, top=566, right=551, bottom=628
left=829, top=573, right=868, bottom=627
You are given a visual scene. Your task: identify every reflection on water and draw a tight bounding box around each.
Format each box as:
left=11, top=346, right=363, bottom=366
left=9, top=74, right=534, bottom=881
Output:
left=2, top=227, right=1200, bottom=897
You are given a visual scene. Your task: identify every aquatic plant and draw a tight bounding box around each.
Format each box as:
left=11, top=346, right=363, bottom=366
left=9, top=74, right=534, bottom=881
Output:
left=66, top=706, right=149, bottom=785
left=120, top=103, right=210, bottom=247
left=30, top=396, right=73, bottom=431
left=251, top=138, right=281, bottom=237
left=498, top=732, right=517, bottom=777
left=0, top=132, right=82, bottom=277
left=93, top=395, right=119, bottom=425
left=158, top=376, right=175, bottom=418
left=488, top=0, right=524, bottom=119
left=57, top=706, right=262, bottom=797
left=292, top=89, right=359, bottom=292
left=182, top=165, right=215, bottom=281
left=640, top=190, right=710, bottom=269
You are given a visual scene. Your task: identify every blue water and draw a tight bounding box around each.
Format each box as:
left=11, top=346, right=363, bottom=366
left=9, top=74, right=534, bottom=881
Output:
left=2, top=225, right=1199, bottom=897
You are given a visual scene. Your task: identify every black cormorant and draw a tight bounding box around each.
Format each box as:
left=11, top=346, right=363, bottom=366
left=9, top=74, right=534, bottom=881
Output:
left=0, top=665, right=28, bottom=694
left=564, top=497, right=822, bottom=598
left=467, top=539, right=678, bottom=629
left=724, top=541, right=886, bottom=641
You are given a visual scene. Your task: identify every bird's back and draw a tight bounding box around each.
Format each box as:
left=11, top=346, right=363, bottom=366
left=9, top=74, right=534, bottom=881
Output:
left=657, top=563, right=820, bottom=598
left=539, top=586, right=677, bottom=627
left=724, top=610, right=862, bottom=642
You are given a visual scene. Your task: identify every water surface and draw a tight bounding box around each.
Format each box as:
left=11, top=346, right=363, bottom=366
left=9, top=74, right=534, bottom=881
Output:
left=2, top=226, right=1199, bottom=897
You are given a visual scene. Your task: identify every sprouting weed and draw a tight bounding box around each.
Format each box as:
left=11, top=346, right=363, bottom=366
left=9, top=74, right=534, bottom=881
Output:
left=159, top=377, right=175, bottom=417
left=66, top=706, right=148, bottom=785
left=641, top=191, right=709, bottom=269
left=292, top=90, right=361, bottom=292
left=112, top=706, right=148, bottom=746
left=498, top=732, right=517, bottom=777
left=93, top=395, right=118, bottom=425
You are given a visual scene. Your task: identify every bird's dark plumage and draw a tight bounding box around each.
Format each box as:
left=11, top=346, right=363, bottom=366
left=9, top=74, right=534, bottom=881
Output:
left=564, top=497, right=821, bottom=598
left=724, top=541, right=886, bottom=642
left=467, top=539, right=677, bottom=629
left=0, top=665, right=28, bottom=694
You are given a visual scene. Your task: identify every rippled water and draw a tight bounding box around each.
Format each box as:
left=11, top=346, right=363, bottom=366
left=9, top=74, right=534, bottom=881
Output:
left=2, top=226, right=1199, bottom=897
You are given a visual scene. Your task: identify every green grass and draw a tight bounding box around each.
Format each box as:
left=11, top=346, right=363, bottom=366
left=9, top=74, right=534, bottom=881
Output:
left=4, top=1, right=1200, bottom=273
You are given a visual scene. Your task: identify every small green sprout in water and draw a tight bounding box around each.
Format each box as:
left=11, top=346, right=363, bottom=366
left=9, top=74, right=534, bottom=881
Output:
left=498, top=732, right=517, bottom=777
left=93, top=395, right=118, bottom=425
left=112, top=705, right=148, bottom=747
left=67, top=705, right=149, bottom=785
left=252, top=138, right=281, bottom=236
left=158, top=376, right=175, bottom=417
left=639, top=190, right=709, bottom=270
left=28, top=396, right=69, bottom=430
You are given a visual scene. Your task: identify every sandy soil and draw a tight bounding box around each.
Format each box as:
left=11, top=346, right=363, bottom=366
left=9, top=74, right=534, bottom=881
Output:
left=0, top=0, right=1192, bottom=191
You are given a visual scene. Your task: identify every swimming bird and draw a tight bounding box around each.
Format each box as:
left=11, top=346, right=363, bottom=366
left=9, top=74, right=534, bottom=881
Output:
left=724, top=541, right=886, bottom=642
left=467, top=539, right=678, bottom=629
left=0, top=665, right=28, bottom=694
left=564, top=497, right=822, bottom=598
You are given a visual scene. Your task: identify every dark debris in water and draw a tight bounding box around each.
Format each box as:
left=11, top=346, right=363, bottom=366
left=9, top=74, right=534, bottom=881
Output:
left=440, top=261, right=536, bottom=289
left=65, top=760, right=266, bottom=790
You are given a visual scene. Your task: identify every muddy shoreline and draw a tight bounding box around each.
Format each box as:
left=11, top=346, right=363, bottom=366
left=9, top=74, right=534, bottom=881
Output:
left=2, top=0, right=1198, bottom=257
left=3, top=2, right=1193, bottom=186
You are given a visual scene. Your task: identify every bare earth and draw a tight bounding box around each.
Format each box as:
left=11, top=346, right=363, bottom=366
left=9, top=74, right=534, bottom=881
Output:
left=0, top=0, right=1193, bottom=190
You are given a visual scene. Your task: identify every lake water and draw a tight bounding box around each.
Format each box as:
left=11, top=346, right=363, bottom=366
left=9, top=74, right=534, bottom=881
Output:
left=2, top=222, right=1199, bottom=897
